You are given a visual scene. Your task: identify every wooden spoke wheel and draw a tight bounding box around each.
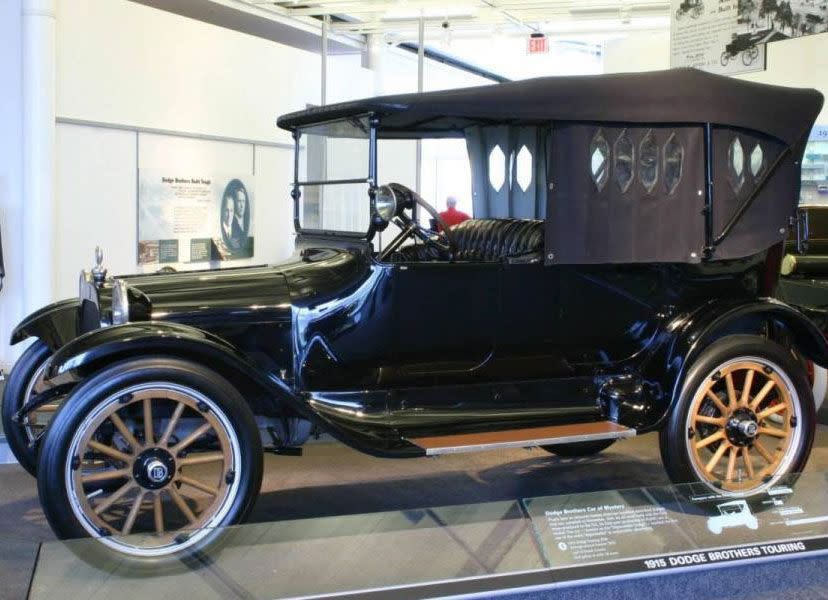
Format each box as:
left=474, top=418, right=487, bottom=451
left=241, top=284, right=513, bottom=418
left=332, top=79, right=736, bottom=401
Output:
left=21, top=360, right=58, bottom=443
left=685, top=357, right=803, bottom=494
left=64, top=382, right=242, bottom=557
left=2, top=340, right=62, bottom=476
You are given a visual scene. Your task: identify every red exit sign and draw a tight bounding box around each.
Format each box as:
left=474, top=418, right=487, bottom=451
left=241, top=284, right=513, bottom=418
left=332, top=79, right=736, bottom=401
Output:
left=527, top=34, right=548, bottom=54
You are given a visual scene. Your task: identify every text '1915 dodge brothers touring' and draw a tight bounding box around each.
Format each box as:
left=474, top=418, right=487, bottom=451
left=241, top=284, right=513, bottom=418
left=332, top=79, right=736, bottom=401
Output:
left=2, top=68, right=825, bottom=559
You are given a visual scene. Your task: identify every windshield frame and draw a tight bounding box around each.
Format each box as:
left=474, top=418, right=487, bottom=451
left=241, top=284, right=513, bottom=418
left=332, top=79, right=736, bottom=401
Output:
left=291, top=113, right=378, bottom=239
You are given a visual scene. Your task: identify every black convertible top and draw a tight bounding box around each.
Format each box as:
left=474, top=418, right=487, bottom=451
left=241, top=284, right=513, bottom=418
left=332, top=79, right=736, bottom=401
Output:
left=277, top=68, right=823, bottom=145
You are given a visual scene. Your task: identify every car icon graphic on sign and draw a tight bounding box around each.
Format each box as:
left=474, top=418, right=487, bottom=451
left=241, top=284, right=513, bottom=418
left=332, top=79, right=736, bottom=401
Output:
left=707, top=500, right=759, bottom=535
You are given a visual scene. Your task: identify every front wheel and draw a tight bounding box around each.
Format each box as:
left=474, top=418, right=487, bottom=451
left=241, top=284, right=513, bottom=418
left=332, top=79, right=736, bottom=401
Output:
left=1, top=340, right=57, bottom=475
left=37, top=358, right=263, bottom=561
left=660, top=335, right=815, bottom=497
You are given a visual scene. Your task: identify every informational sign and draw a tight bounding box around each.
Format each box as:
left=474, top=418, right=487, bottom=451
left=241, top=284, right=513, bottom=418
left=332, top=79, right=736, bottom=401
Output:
left=811, top=125, right=828, bottom=142
left=670, top=0, right=769, bottom=75
left=522, top=472, right=828, bottom=582
left=137, top=171, right=254, bottom=265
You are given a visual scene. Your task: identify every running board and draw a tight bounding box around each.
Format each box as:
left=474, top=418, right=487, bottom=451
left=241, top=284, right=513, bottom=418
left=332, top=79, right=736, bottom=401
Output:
left=409, top=421, right=636, bottom=456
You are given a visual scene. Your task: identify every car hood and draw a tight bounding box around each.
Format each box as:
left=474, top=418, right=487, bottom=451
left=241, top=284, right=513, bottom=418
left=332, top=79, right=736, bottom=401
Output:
left=116, top=264, right=293, bottom=325
left=113, top=245, right=370, bottom=325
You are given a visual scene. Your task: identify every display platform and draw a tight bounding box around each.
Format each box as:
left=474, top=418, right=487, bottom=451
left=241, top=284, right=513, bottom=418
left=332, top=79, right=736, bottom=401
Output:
left=23, top=471, right=828, bottom=599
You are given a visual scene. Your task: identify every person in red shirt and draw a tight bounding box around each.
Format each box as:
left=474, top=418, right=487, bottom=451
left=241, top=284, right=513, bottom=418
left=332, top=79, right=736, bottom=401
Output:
left=437, top=196, right=470, bottom=231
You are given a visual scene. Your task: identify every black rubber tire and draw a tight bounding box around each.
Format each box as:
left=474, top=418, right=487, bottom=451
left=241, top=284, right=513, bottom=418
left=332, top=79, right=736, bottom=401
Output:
left=660, top=335, right=815, bottom=497
left=1, top=340, right=52, bottom=476
left=36, top=357, right=263, bottom=570
left=541, top=439, right=615, bottom=457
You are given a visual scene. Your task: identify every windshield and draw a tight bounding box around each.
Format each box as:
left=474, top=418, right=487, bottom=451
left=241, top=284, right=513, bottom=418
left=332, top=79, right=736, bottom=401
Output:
left=295, top=116, right=373, bottom=236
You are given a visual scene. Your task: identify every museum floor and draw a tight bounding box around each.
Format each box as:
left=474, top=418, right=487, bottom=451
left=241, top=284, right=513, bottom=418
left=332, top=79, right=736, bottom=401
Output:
left=4, top=428, right=828, bottom=598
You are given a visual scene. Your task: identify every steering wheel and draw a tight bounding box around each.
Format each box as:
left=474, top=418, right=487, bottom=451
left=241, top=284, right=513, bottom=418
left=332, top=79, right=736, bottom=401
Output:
left=379, top=183, right=458, bottom=261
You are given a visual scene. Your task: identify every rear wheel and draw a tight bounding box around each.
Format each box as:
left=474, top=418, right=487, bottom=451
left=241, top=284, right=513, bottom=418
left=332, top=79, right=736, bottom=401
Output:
left=661, top=335, right=815, bottom=496
left=1, top=340, right=59, bottom=475
left=37, top=358, right=262, bottom=561
left=541, top=439, right=615, bottom=457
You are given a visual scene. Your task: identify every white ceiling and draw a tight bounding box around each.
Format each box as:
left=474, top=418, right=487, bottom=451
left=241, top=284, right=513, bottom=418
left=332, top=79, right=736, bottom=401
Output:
left=240, top=0, right=671, bottom=40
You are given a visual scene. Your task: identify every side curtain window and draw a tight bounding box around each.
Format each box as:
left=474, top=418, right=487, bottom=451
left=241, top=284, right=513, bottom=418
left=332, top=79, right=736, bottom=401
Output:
left=466, top=125, right=549, bottom=219
left=711, top=126, right=788, bottom=260
left=546, top=123, right=705, bottom=265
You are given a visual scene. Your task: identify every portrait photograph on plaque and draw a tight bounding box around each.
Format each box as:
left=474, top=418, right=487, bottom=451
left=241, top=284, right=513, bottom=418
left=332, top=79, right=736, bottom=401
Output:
left=137, top=170, right=254, bottom=265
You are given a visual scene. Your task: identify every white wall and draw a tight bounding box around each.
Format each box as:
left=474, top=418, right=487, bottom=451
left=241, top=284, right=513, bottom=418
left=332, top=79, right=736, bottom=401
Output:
left=0, top=0, right=24, bottom=365
left=739, top=35, right=828, bottom=125
left=56, top=0, right=321, bottom=145
left=55, top=124, right=137, bottom=299
left=604, top=31, right=669, bottom=74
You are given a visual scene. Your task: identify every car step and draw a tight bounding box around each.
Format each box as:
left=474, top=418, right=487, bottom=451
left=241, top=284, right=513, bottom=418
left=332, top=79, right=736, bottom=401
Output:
left=408, top=421, right=636, bottom=456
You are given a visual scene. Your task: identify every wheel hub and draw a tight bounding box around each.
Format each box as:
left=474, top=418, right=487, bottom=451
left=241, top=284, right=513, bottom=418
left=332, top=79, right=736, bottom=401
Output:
left=133, top=447, right=175, bottom=489
left=725, top=407, right=759, bottom=447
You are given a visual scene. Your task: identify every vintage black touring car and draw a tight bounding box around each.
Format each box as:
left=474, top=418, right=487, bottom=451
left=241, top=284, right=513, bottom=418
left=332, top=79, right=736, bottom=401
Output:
left=3, top=68, right=825, bottom=558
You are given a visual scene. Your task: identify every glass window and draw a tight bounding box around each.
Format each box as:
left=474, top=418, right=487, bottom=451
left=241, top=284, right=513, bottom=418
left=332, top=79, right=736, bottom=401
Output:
left=613, top=129, right=634, bottom=193
left=663, top=133, right=684, bottom=195
left=298, top=116, right=371, bottom=183
left=515, top=145, right=533, bottom=192
left=589, top=130, right=610, bottom=192
left=297, top=182, right=371, bottom=233
left=488, top=144, right=506, bottom=192
left=750, top=143, right=765, bottom=178
left=639, top=129, right=659, bottom=193
left=296, top=116, right=372, bottom=235
left=728, top=136, right=746, bottom=193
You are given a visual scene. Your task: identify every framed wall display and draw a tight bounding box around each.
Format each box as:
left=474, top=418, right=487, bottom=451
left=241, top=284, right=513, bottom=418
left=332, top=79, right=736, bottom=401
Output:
left=670, top=0, right=770, bottom=75
left=138, top=170, right=254, bottom=265
left=742, top=0, right=828, bottom=42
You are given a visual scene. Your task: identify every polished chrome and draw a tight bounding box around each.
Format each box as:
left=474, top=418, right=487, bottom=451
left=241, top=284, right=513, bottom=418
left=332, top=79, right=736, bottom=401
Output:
left=78, top=270, right=100, bottom=308
left=111, top=279, right=129, bottom=325
left=414, top=422, right=636, bottom=456
left=91, top=246, right=107, bottom=284
left=146, top=460, right=169, bottom=483
left=738, top=420, right=759, bottom=438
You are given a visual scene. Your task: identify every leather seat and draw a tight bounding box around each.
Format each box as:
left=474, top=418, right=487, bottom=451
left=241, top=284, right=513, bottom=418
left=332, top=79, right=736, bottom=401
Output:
left=393, top=218, right=544, bottom=262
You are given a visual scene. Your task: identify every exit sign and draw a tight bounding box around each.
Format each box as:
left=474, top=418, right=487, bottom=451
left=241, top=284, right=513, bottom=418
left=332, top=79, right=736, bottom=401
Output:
left=527, top=33, right=548, bottom=54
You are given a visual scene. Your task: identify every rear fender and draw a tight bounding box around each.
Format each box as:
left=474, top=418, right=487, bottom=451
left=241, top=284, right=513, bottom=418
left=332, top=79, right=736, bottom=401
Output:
left=643, top=298, right=828, bottom=431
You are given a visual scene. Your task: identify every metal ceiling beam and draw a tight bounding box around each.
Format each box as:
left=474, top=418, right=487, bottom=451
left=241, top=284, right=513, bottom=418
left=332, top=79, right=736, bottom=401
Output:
left=130, top=0, right=364, bottom=53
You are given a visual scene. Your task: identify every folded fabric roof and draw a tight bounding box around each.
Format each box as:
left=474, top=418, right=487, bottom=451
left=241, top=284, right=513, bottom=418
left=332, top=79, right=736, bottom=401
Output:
left=277, top=68, right=823, bottom=146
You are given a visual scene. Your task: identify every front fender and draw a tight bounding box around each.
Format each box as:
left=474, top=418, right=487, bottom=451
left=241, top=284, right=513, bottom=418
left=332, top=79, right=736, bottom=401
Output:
left=44, top=320, right=411, bottom=456
left=11, top=299, right=83, bottom=350
left=642, top=297, right=828, bottom=431
left=45, top=321, right=297, bottom=405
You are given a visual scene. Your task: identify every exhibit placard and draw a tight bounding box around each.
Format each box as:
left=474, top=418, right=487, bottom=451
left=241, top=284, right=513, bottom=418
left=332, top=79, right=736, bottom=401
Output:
left=670, top=0, right=767, bottom=75
left=137, top=170, right=254, bottom=264
left=522, top=472, right=828, bottom=579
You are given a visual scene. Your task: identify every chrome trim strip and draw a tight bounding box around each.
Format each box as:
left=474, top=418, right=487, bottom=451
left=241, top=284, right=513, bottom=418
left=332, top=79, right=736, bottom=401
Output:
left=423, top=427, right=636, bottom=456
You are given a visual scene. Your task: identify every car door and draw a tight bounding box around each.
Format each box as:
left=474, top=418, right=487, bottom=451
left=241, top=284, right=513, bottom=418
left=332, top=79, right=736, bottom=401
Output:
left=383, top=260, right=499, bottom=386
left=496, top=262, right=567, bottom=378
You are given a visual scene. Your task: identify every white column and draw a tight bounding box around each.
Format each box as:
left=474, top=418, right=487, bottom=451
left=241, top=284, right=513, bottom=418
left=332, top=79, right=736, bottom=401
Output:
left=22, top=0, right=56, bottom=312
